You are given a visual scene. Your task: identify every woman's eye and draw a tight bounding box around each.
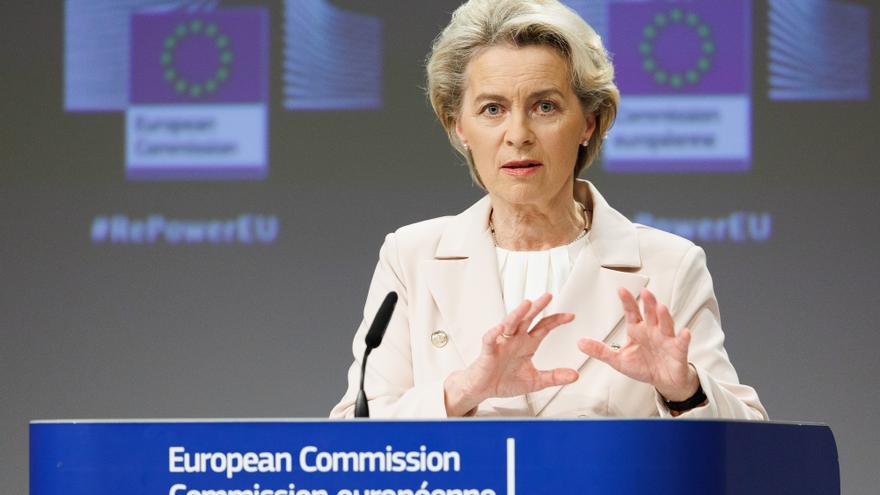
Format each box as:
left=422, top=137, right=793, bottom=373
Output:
left=537, top=101, right=555, bottom=113
left=482, top=104, right=502, bottom=116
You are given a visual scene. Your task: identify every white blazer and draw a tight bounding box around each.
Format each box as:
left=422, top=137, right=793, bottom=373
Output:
left=331, top=180, right=767, bottom=419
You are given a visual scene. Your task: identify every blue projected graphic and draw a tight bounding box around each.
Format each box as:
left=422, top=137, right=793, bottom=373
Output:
left=282, top=0, right=383, bottom=110
left=65, top=0, right=218, bottom=112
left=633, top=211, right=773, bottom=244
left=65, top=1, right=270, bottom=181
left=126, top=9, right=269, bottom=180
left=603, top=0, right=753, bottom=173
left=768, top=0, right=871, bottom=101
left=90, top=213, right=278, bottom=245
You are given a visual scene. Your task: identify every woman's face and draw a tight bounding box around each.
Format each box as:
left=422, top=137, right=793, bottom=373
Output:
left=455, top=44, right=595, bottom=208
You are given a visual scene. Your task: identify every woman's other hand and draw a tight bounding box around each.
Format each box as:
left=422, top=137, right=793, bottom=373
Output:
left=443, top=293, right=579, bottom=417
left=578, top=288, right=700, bottom=403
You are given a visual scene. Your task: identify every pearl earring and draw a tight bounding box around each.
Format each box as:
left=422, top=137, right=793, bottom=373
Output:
left=462, top=143, right=469, bottom=150
left=581, top=139, right=589, bottom=147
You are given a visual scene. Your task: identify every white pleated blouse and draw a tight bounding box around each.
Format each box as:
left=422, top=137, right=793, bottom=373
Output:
left=495, top=235, right=588, bottom=319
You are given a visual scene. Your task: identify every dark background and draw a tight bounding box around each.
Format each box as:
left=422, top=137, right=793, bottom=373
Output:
left=1, top=0, right=878, bottom=493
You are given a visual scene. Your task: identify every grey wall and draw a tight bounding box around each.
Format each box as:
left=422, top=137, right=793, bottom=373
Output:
left=2, top=1, right=879, bottom=493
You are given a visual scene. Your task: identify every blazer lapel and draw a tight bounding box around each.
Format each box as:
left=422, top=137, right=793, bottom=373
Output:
left=527, top=181, right=649, bottom=415
left=423, top=196, right=507, bottom=367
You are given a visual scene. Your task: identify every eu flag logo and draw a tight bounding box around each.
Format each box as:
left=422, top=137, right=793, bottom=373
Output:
left=131, top=10, right=267, bottom=104
left=127, top=8, right=268, bottom=180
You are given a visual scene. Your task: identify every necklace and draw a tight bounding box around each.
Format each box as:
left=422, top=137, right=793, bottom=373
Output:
left=489, top=200, right=590, bottom=248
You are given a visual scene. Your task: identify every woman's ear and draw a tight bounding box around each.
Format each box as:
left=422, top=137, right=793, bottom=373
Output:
left=454, top=121, right=468, bottom=149
left=582, top=113, right=597, bottom=144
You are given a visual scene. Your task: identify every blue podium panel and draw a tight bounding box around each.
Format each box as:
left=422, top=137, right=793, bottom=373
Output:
left=30, top=419, right=838, bottom=495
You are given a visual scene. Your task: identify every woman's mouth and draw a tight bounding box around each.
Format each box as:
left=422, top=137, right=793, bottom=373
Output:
left=501, top=160, right=543, bottom=177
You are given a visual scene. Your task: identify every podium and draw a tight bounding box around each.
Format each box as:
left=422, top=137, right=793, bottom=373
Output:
left=30, top=419, right=838, bottom=494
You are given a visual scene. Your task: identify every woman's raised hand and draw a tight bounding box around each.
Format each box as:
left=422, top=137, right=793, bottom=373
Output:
left=577, top=288, right=700, bottom=403
left=443, top=293, right=579, bottom=417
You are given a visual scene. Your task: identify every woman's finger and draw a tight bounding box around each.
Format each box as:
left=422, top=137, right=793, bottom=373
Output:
left=678, top=326, right=692, bottom=350
left=618, top=288, right=642, bottom=325
left=577, top=338, right=622, bottom=370
left=517, top=293, right=553, bottom=334
left=534, top=367, right=579, bottom=390
left=501, top=299, right=532, bottom=337
left=529, top=312, right=575, bottom=341
left=641, top=288, right=659, bottom=327
left=482, top=324, right=506, bottom=354
left=657, top=303, right=676, bottom=338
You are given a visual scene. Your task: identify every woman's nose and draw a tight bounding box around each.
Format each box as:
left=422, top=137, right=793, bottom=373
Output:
left=504, top=113, right=535, bottom=148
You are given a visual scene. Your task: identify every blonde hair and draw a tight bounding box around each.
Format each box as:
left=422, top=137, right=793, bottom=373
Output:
left=426, top=0, right=619, bottom=187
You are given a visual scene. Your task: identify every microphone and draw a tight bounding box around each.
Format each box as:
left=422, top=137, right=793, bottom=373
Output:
left=355, top=291, right=398, bottom=418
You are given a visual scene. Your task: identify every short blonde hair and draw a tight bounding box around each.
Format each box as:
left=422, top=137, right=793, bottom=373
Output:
left=426, top=0, right=619, bottom=187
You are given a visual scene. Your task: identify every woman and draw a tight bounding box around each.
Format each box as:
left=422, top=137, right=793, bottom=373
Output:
left=331, top=0, right=767, bottom=419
